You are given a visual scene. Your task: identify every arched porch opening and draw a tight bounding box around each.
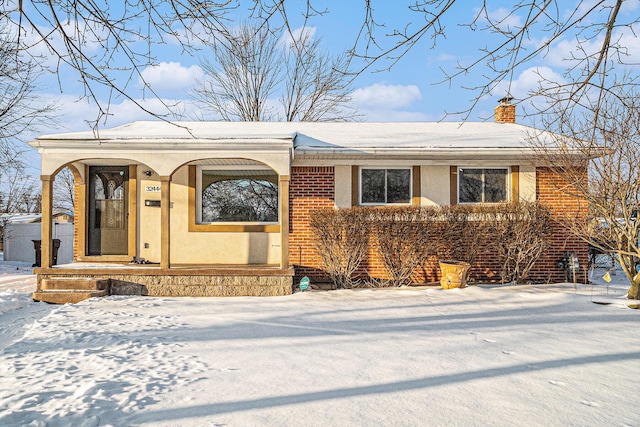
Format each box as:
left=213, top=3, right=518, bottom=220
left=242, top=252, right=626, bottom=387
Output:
left=160, top=158, right=290, bottom=270
left=40, top=159, right=157, bottom=267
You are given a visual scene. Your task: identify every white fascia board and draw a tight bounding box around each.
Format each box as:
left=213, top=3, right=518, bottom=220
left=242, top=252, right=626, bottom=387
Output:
left=293, top=147, right=538, bottom=158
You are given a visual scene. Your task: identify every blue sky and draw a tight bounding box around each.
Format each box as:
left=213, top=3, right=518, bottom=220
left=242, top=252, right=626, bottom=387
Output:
left=24, top=1, right=640, bottom=135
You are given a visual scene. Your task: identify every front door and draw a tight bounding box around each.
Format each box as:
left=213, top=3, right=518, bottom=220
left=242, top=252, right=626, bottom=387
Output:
left=87, top=166, right=129, bottom=255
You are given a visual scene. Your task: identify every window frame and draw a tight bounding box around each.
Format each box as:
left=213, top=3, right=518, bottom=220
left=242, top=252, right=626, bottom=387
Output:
left=457, top=166, right=511, bottom=204
left=358, top=166, right=413, bottom=206
left=189, top=165, right=280, bottom=233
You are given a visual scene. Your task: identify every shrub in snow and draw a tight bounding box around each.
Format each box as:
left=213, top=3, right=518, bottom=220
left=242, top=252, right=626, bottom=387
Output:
left=309, top=207, right=371, bottom=289
left=370, top=206, right=438, bottom=287
left=485, top=202, right=552, bottom=284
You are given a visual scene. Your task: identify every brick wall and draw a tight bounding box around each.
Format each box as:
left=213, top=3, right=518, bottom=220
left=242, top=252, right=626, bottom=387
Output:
left=290, top=165, right=589, bottom=285
left=289, top=167, right=335, bottom=280
left=531, top=166, right=589, bottom=283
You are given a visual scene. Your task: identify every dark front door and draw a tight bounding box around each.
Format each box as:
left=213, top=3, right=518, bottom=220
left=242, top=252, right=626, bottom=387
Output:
left=88, top=166, right=129, bottom=255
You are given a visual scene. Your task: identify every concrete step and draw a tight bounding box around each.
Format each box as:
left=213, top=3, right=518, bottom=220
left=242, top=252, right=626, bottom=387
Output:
left=32, top=289, right=109, bottom=304
left=40, top=278, right=109, bottom=291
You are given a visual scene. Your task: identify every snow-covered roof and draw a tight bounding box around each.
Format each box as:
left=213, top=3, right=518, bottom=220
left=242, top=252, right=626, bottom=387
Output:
left=291, top=122, right=557, bottom=159
left=0, top=214, right=42, bottom=224
left=30, top=120, right=566, bottom=164
left=36, top=121, right=297, bottom=143
left=35, top=120, right=553, bottom=145
left=0, top=213, right=74, bottom=224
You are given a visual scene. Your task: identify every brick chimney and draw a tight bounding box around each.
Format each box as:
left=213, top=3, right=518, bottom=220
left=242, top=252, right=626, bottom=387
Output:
left=495, top=96, right=516, bottom=123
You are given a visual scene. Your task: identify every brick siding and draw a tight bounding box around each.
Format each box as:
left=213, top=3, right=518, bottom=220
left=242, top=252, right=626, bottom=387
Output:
left=532, top=166, right=589, bottom=283
left=288, top=167, right=336, bottom=280
left=289, top=165, right=589, bottom=285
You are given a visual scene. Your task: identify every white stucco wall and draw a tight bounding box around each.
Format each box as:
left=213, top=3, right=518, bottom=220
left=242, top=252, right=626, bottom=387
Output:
left=421, top=165, right=451, bottom=206
left=137, top=170, right=162, bottom=262
left=135, top=166, right=281, bottom=265
left=334, top=165, right=352, bottom=208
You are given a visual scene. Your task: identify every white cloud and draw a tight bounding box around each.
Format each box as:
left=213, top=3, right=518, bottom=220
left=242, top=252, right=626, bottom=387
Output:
left=279, top=26, right=317, bottom=49
left=349, top=83, right=438, bottom=122
left=36, top=94, right=197, bottom=134
left=351, top=83, right=422, bottom=110
left=139, top=62, right=204, bottom=92
left=436, top=53, right=457, bottom=62
left=492, top=66, right=568, bottom=100
left=487, top=7, right=523, bottom=30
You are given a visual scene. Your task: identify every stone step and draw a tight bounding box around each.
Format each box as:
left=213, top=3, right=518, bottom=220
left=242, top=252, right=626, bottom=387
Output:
left=40, top=278, right=110, bottom=291
left=32, top=289, right=109, bottom=304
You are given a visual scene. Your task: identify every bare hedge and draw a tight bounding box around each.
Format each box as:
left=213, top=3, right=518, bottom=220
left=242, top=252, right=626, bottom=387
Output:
left=484, top=202, right=552, bottom=284
left=310, top=202, right=551, bottom=287
left=309, top=207, right=371, bottom=289
left=369, top=207, right=439, bottom=287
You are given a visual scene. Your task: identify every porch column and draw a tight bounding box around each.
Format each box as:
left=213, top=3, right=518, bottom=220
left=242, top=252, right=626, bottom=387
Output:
left=160, top=175, right=171, bottom=269
left=279, top=175, right=290, bottom=269
left=40, top=175, right=54, bottom=268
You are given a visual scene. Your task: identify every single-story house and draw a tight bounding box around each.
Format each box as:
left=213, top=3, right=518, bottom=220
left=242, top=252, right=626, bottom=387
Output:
left=29, top=100, right=587, bottom=301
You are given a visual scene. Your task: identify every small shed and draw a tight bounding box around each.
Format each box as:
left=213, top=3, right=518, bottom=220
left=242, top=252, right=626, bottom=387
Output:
left=2, top=214, right=74, bottom=265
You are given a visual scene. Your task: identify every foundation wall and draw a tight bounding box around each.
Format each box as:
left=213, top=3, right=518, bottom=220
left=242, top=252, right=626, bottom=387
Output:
left=37, top=272, right=293, bottom=297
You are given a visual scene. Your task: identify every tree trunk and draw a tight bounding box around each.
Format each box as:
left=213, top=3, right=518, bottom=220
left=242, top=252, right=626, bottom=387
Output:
left=627, top=278, right=640, bottom=300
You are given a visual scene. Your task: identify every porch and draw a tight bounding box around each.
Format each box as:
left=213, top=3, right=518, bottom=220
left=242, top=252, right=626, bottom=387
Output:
left=30, top=122, right=297, bottom=302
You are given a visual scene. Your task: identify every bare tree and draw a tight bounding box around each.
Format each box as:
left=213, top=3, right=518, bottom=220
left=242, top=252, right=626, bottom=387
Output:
left=249, top=1, right=638, bottom=121
left=0, top=167, right=41, bottom=214
left=0, top=25, right=54, bottom=241
left=192, top=23, right=357, bottom=122
left=4, top=1, right=233, bottom=127
left=53, top=167, right=76, bottom=213
left=532, top=85, right=640, bottom=299
left=5, top=2, right=636, bottom=123
left=280, top=27, right=356, bottom=122
left=0, top=26, right=55, bottom=168
left=193, top=24, right=282, bottom=121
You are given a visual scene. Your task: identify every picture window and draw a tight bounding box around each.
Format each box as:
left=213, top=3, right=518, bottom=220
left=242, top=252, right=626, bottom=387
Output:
left=199, top=169, right=278, bottom=223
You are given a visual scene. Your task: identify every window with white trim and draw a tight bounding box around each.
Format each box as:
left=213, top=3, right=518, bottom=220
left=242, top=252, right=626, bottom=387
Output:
left=458, top=167, right=509, bottom=203
left=198, top=168, right=278, bottom=223
left=360, top=167, right=412, bottom=205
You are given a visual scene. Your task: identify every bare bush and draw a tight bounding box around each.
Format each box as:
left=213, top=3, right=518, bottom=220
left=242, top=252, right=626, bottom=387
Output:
left=309, top=208, right=371, bottom=289
left=371, top=207, right=439, bottom=287
left=434, top=205, right=490, bottom=270
left=485, top=202, right=552, bottom=284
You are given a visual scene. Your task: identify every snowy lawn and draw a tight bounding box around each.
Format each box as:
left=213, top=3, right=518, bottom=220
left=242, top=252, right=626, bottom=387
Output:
left=0, top=259, right=639, bottom=427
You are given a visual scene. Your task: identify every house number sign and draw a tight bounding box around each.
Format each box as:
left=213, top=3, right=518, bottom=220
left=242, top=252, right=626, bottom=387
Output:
left=145, top=185, right=161, bottom=193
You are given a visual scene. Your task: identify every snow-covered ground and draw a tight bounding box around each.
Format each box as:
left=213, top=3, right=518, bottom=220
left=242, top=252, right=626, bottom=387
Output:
left=0, top=256, right=638, bottom=427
